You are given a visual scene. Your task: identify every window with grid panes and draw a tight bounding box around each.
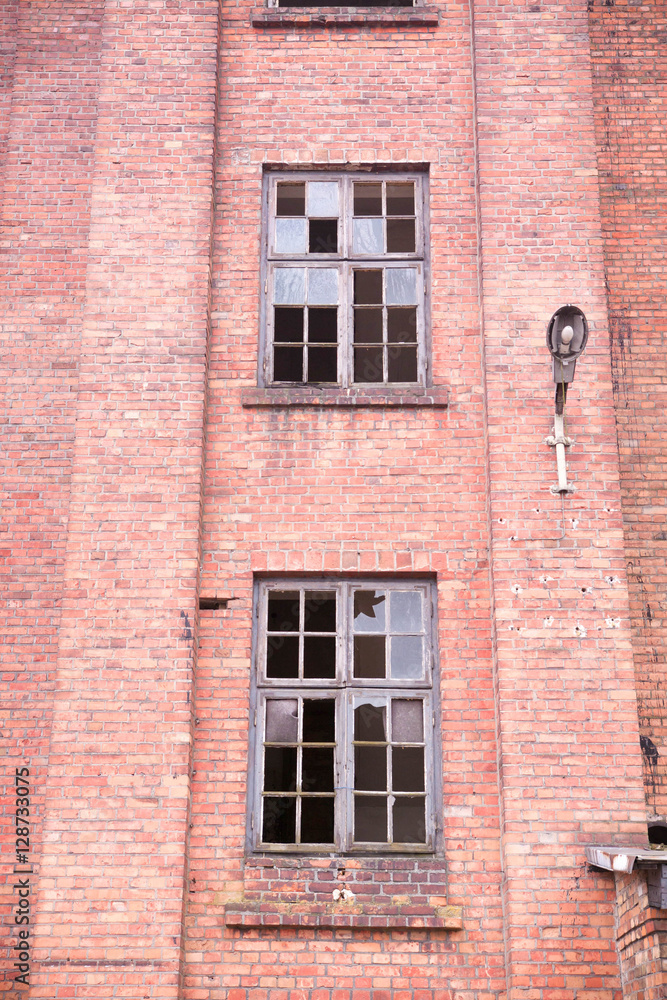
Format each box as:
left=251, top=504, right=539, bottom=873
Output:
left=262, top=173, right=428, bottom=388
left=251, top=581, right=436, bottom=852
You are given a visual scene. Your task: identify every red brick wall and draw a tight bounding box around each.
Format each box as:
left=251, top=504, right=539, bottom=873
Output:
left=589, top=0, right=667, bottom=823
left=614, top=872, right=667, bottom=999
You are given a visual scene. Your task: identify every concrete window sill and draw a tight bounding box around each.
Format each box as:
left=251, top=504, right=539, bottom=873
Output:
left=224, top=902, right=463, bottom=930
left=241, top=386, right=449, bottom=408
left=252, top=7, right=440, bottom=27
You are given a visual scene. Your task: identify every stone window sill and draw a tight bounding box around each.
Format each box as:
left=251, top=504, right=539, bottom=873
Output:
left=252, top=7, right=440, bottom=27
left=224, top=902, right=463, bottom=930
left=241, top=386, right=449, bottom=408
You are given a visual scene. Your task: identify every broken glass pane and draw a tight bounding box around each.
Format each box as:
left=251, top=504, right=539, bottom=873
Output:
left=355, top=795, right=387, bottom=842
left=354, top=308, right=383, bottom=344
left=354, top=347, right=383, bottom=384
left=392, top=747, right=424, bottom=791
left=274, top=268, right=305, bottom=305
left=353, top=218, right=383, bottom=255
left=303, top=636, right=336, bottom=678
left=303, top=699, right=335, bottom=743
left=273, top=346, right=303, bottom=382
left=354, top=183, right=382, bottom=216
left=268, top=591, right=300, bottom=631
left=304, top=591, right=336, bottom=631
left=391, top=700, right=423, bottom=743
left=265, top=698, right=299, bottom=742
left=354, top=702, right=386, bottom=742
left=307, top=268, right=338, bottom=305
left=275, top=218, right=307, bottom=254
left=274, top=308, right=304, bottom=344
left=353, top=590, right=386, bottom=631
left=277, top=183, right=305, bottom=217
left=262, top=796, right=296, bottom=843
left=307, top=181, right=339, bottom=218
left=386, top=268, right=417, bottom=305
left=386, top=183, right=415, bottom=216
left=387, top=346, right=417, bottom=383
left=266, top=635, right=299, bottom=678
left=392, top=797, right=426, bottom=843
left=302, top=747, right=334, bottom=792
left=390, top=591, right=422, bottom=632
left=355, top=746, right=387, bottom=790
left=387, top=307, right=417, bottom=343
left=389, top=635, right=423, bottom=679
left=301, top=797, right=334, bottom=844
left=354, top=270, right=383, bottom=305
left=264, top=747, right=297, bottom=791
left=307, top=347, right=337, bottom=383
left=308, top=308, right=337, bottom=344
left=386, top=218, right=415, bottom=254
left=354, top=635, right=386, bottom=678
left=309, top=219, right=337, bottom=254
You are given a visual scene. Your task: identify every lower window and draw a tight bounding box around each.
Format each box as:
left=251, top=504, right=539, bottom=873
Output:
left=251, top=580, right=436, bottom=852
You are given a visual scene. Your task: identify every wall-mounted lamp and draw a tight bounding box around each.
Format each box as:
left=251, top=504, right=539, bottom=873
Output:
left=545, top=306, right=588, bottom=493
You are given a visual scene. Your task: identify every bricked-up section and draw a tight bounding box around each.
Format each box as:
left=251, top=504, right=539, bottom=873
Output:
left=589, top=0, right=667, bottom=821
left=23, top=4, right=220, bottom=997
left=0, top=6, right=104, bottom=985
left=472, top=0, right=647, bottom=993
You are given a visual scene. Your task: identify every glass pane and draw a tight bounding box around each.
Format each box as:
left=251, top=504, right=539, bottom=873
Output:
left=354, top=590, right=386, bottom=631
left=275, top=217, right=307, bottom=254
left=307, top=268, right=338, bottom=305
left=387, top=346, right=418, bottom=383
left=273, top=346, right=303, bottom=382
left=353, top=218, right=383, bottom=255
left=392, top=747, right=424, bottom=791
left=266, top=635, right=299, bottom=678
left=354, top=308, right=383, bottom=344
left=301, top=797, right=334, bottom=844
left=354, top=347, right=383, bottom=384
left=387, top=307, right=417, bottom=343
left=307, top=181, right=339, bottom=217
left=354, top=635, right=386, bottom=678
left=386, top=182, right=415, bottom=216
left=304, top=591, right=336, bottom=631
left=355, top=702, right=386, bottom=742
left=354, top=270, right=383, bottom=305
left=308, top=308, right=337, bottom=344
left=303, top=699, right=335, bottom=743
left=265, top=698, right=299, bottom=742
left=274, top=307, right=304, bottom=344
left=391, top=700, right=423, bottom=743
left=386, top=268, right=417, bottom=305
left=355, top=746, right=387, bottom=790
left=264, top=747, right=297, bottom=791
left=387, top=218, right=415, bottom=254
left=304, top=636, right=336, bottom=678
left=274, top=268, right=305, bottom=305
left=390, top=591, right=422, bottom=632
left=268, top=591, right=300, bottom=631
left=307, top=346, right=337, bottom=383
left=277, top=182, right=305, bottom=217
left=309, top=219, right=337, bottom=254
left=393, top=797, right=426, bottom=843
left=355, top=795, right=387, bottom=843
left=302, top=747, right=334, bottom=792
left=354, top=183, right=382, bottom=216
left=389, top=635, right=423, bottom=679
left=262, top=796, right=296, bottom=843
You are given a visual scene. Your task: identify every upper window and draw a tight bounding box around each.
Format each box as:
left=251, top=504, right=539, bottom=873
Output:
left=251, top=580, right=436, bottom=853
left=262, top=172, right=428, bottom=388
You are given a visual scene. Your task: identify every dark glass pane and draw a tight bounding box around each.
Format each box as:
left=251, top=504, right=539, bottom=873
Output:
left=302, top=747, right=334, bottom=792
left=308, top=307, right=337, bottom=343
left=265, top=699, right=299, bottom=742
left=353, top=183, right=382, bottom=216
left=354, top=703, right=386, bottom=742
left=274, top=346, right=303, bottom=382
left=386, top=183, right=415, bottom=216
left=353, top=590, right=386, bottom=630
left=303, top=699, right=335, bottom=743
left=354, top=347, right=383, bottom=384
left=264, top=747, right=297, bottom=791
left=354, top=635, right=385, bottom=678
left=354, top=308, right=383, bottom=344
left=393, top=797, right=426, bottom=843
left=309, top=219, right=338, bottom=254
left=354, top=795, right=387, bottom=842
left=262, top=796, right=296, bottom=843
left=301, top=797, right=334, bottom=844
left=387, top=346, right=417, bottom=383
left=392, top=747, right=424, bottom=792
left=304, top=636, right=336, bottom=678
left=277, top=183, right=305, bottom=217
left=268, top=591, right=300, bottom=631
left=266, top=635, right=299, bottom=678
left=274, top=307, right=304, bottom=343
left=354, top=269, right=383, bottom=304
left=387, top=307, right=417, bottom=343
left=387, top=218, right=415, bottom=253
left=307, top=346, right=337, bottom=383
left=304, top=591, right=337, bottom=631
left=355, top=746, right=387, bottom=791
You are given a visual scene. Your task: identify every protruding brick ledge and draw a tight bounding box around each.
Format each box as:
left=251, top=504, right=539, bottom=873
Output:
left=224, top=903, right=463, bottom=930
left=241, top=386, right=449, bottom=407
left=251, top=7, right=439, bottom=26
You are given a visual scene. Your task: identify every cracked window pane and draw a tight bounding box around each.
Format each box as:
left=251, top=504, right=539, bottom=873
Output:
left=354, top=590, right=386, bottom=631
left=354, top=702, right=386, bottom=742
left=265, top=699, right=299, bottom=742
